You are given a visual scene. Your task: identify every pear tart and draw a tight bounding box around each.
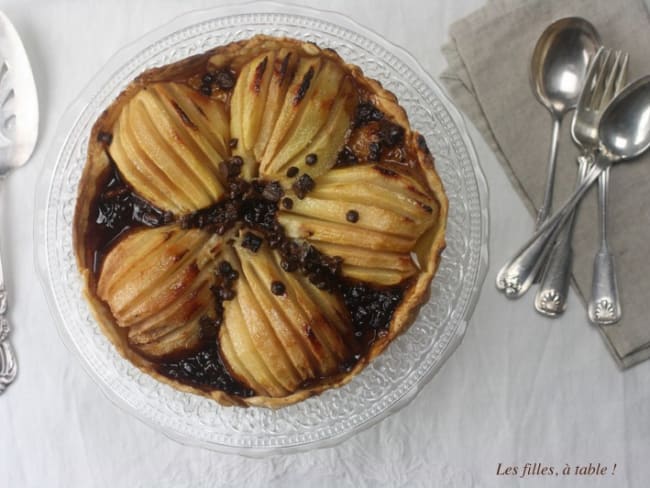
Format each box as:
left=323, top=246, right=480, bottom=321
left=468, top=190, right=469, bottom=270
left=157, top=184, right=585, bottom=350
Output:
left=74, top=35, right=448, bottom=408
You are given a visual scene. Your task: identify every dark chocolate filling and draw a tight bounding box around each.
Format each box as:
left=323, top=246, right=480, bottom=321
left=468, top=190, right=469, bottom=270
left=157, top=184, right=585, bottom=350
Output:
left=86, top=160, right=172, bottom=275
left=157, top=342, right=254, bottom=397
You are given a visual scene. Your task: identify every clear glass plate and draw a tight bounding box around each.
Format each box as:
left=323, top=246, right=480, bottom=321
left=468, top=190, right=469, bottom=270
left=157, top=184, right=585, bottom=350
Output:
left=35, top=1, right=488, bottom=456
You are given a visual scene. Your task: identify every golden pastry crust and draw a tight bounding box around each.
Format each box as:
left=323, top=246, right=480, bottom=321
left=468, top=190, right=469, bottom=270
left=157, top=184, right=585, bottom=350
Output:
left=73, top=35, right=448, bottom=408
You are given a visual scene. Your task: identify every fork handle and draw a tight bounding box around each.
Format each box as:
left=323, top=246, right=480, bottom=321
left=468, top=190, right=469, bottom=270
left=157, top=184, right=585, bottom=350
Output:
left=588, top=168, right=622, bottom=325
left=0, top=248, right=17, bottom=393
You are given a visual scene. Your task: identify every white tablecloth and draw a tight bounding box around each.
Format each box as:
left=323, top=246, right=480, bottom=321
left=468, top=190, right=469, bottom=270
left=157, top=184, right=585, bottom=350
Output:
left=1, top=1, right=648, bottom=487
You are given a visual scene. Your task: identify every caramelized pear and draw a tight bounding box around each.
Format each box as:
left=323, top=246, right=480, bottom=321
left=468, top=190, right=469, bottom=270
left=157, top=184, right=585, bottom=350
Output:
left=109, top=82, right=230, bottom=213
left=97, top=226, right=224, bottom=357
left=230, top=48, right=356, bottom=182
left=278, top=164, right=438, bottom=284
left=219, top=235, right=353, bottom=397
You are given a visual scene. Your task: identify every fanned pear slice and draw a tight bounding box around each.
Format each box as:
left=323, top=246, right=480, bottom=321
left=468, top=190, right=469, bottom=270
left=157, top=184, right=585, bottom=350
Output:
left=219, top=235, right=353, bottom=397
left=97, top=225, right=224, bottom=357
left=109, top=82, right=230, bottom=214
left=230, top=46, right=356, bottom=181
left=278, top=164, right=439, bottom=285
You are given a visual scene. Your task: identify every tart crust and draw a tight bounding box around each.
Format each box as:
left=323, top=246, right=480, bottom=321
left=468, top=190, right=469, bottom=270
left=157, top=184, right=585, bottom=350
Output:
left=73, top=35, right=448, bottom=408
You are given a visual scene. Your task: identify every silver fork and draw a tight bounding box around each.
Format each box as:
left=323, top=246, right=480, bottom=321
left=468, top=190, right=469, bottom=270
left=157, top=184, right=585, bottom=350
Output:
left=535, top=47, right=629, bottom=316
left=586, top=58, right=629, bottom=326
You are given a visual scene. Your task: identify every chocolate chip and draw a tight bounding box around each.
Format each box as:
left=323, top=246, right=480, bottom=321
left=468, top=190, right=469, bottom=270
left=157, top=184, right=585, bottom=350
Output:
left=305, top=153, right=318, bottom=166
left=241, top=232, right=262, bottom=252
left=286, top=166, right=299, bottom=178
left=281, top=197, right=293, bottom=210
left=346, top=210, right=359, bottom=223
left=261, top=181, right=284, bottom=202
left=218, top=260, right=233, bottom=276
left=219, top=156, right=244, bottom=179
left=228, top=178, right=250, bottom=199
left=202, top=73, right=215, bottom=85
left=292, top=174, right=315, bottom=199
left=271, top=281, right=286, bottom=296
left=214, top=69, right=235, bottom=90
left=229, top=138, right=238, bottom=148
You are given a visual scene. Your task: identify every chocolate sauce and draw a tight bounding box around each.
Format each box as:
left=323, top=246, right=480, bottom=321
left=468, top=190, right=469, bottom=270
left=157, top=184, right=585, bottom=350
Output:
left=200, top=68, right=236, bottom=94
left=335, top=145, right=358, bottom=167
left=87, top=160, right=172, bottom=275
left=157, top=342, right=254, bottom=396
left=353, top=101, right=383, bottom=127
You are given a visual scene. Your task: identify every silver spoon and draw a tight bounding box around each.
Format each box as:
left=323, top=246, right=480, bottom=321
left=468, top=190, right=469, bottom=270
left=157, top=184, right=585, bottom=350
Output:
left=0, top=11, right=39, bottom=393
left=496, top=75, right=650, bottom=298
left=529, top=17, right=600, bottom=229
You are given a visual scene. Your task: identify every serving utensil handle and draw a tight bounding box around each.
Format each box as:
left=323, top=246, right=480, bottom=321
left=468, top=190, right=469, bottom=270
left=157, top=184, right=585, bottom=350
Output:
left=0, top=247, right=17, bottom=393
left=534, top=154, right=591, bottom=315
left=496, top=159, right=605, bottom=298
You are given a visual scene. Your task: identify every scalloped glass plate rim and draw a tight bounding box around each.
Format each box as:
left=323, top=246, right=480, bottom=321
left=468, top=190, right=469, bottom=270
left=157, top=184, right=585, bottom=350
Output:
left=35, top=1, right=489, bottom=456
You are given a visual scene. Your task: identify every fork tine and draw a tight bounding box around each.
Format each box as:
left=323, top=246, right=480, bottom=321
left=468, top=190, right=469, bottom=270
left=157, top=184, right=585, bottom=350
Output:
left=579, top=47, right=608, bottom=108
left=614, top=52, right=630, bottom=95
left=588, top=48, right=613, bottom=108
left=599, top=50, right=622, bottom=109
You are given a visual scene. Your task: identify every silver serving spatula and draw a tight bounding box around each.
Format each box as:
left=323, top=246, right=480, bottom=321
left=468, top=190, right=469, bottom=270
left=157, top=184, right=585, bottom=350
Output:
left=0, top=10, right=39, bottom=394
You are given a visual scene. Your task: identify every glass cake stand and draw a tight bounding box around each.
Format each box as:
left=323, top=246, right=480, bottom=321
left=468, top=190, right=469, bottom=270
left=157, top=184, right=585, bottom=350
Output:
left=35, top=1, right=489, bottom=456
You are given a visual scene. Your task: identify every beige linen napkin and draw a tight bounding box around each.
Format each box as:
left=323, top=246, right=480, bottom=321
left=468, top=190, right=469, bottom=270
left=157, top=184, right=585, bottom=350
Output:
left=441, top=0, right=650, bottom=368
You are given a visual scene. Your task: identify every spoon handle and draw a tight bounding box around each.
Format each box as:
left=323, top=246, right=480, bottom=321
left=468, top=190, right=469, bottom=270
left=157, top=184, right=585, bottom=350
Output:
left=496, top=159, right=605, bottom=298
left=536, top=116, right=562, bottom=228
left=588, top=167, right=622, bottom=325
left=534, top=154, right=592, bottom=315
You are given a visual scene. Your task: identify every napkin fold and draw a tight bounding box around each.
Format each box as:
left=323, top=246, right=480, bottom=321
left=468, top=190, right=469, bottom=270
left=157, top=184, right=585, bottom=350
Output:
left=441, top=0, right=650, bottom=368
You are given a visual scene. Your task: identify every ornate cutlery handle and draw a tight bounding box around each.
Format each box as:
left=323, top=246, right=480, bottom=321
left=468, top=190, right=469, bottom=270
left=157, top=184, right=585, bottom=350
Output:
left=588, top=167, right=622, bottom=325
left=533, top=220, right=574, bottom=315
left=496, top=160, right=605, bottom=298
left=0, top=254, right=17, bottom=393
left=535, top=155, right=592, bottom=316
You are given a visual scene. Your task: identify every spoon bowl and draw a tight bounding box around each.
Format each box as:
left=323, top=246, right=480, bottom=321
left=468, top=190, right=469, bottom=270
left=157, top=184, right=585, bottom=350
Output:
left=531, top=17, right=601, bottom=116
left=526, top=17, right=600, bottom=230
left=599, top=75, right=650, bottom=159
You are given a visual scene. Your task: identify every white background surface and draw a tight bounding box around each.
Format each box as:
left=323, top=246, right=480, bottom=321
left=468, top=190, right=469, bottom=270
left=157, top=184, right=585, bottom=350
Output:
left=0, top=1, right=648, bottom=487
